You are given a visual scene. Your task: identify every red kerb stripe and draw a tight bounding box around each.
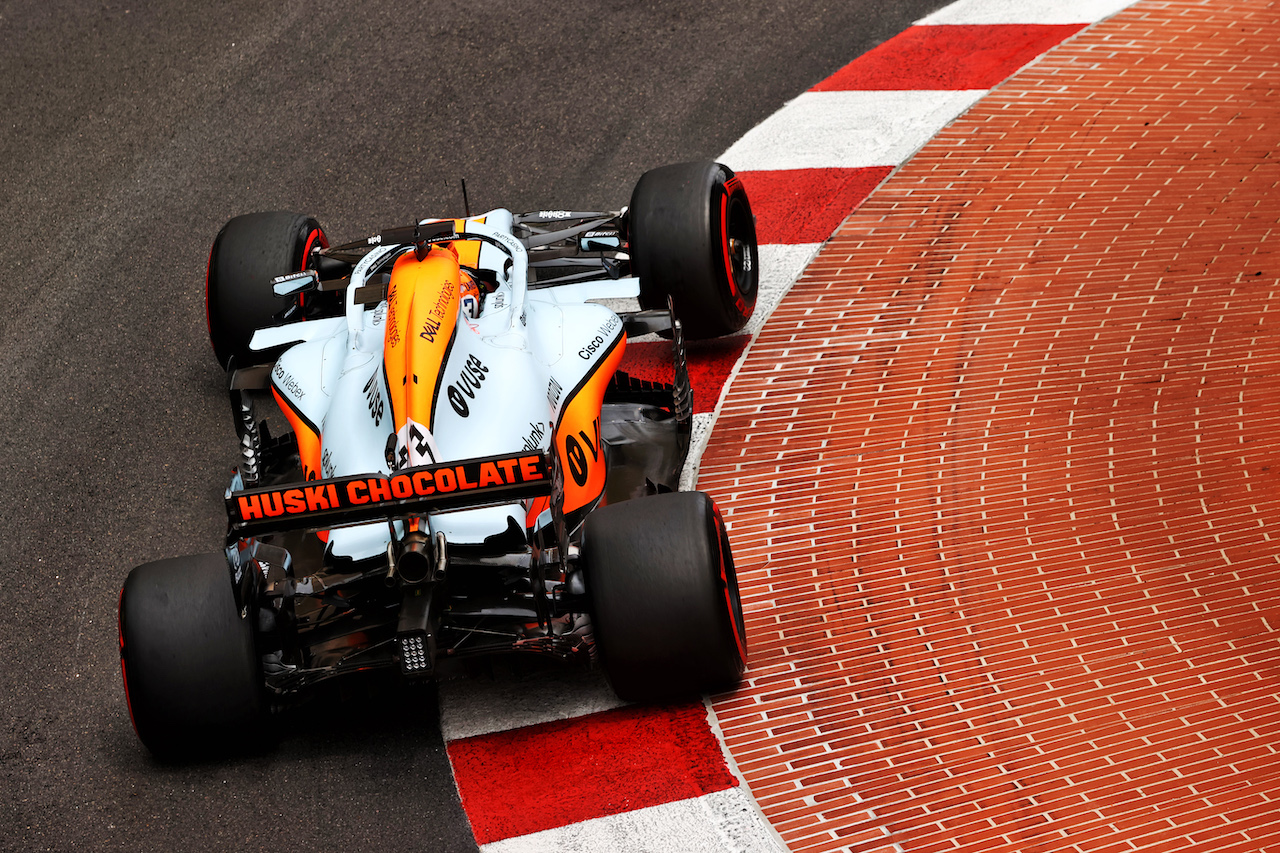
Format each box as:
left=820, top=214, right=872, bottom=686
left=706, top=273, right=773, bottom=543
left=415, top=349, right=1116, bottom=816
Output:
left=738, top=167, right=892, bottom=245
left=448, top=701, right=737, bottom=844
left=813, top=23, right=1087, bottom=91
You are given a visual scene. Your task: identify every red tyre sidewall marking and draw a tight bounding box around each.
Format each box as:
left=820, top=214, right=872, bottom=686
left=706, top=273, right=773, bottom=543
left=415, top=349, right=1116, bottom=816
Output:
left=717, top=182, right=749, bottom=319
left=117, top=587, right=139, bottom=736
left=298, top=227, right=329, bottom=308
left=300, top=227, right=329, bottom=265
left=714, top=502, right=747, bottom=662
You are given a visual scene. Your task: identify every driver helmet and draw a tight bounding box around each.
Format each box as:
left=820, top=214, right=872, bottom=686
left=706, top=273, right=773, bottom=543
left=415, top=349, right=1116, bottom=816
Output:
left=459, top=270, right=483, bottom=319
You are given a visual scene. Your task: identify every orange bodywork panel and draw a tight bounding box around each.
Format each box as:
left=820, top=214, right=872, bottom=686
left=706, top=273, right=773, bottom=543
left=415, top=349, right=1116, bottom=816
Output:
left=273, top=386, right=322, bottom=483
left=384, top=248, right=461, bottom=436
left=272, top=385, right=328, bottom=542
left=554, top=333, right=626, bottom=518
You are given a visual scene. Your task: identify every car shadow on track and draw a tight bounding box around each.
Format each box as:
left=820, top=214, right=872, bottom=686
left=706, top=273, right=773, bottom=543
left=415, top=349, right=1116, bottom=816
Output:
left=101, top=674, right=480, bottom=852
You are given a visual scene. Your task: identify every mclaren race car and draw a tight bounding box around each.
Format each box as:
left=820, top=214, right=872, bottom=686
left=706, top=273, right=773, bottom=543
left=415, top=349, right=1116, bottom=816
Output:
left=118, top=161, right=757, bottom=759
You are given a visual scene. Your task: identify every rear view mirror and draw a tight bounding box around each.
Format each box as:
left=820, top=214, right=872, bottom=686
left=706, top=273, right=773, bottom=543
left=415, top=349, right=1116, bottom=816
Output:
left=271, top=270, right=319, bottom=297
left=579, top=233, right=622, bottom=253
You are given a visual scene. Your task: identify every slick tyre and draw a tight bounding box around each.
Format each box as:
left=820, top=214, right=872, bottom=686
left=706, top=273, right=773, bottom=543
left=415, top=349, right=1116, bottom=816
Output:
left=629, top=161, right=758, bottom=339
left=118, top=552, right=265, bottom=761
left=583, top=491, right=747, bottom=703
left=206, top=211, right=329, bottom=370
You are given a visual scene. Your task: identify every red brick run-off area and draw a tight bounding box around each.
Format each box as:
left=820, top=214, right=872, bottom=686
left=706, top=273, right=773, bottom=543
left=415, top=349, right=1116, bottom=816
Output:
left=702, top=2, right=1280, bottom=851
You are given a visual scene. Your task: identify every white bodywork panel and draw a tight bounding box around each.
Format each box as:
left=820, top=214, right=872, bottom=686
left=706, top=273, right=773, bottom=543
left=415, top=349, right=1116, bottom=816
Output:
left=262, top=210, right=625, bottom=560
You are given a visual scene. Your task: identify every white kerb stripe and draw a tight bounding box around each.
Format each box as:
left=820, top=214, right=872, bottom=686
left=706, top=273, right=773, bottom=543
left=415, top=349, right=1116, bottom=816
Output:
left=917, top=0, right=1140, bottom=25
left=479, top=788, right=789, bottom=853
left=719, top=89, right=987, bottom=172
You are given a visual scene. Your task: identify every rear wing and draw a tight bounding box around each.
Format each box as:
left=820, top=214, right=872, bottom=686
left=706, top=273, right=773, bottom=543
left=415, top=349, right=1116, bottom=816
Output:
left=226, top=451, right=550, bottom=541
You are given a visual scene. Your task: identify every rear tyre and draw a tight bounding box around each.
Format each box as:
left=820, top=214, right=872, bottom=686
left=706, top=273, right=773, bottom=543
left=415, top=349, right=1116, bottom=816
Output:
left=583, top=491, right=747, bottom=702
left=629, top=161, right=758, bottom=339
left=118, top=552, right=265, bottom=760
left=206, top=211, right=329, bottom=369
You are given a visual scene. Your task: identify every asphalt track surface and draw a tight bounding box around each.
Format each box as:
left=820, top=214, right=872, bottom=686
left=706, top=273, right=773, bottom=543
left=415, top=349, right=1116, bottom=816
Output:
left=0, top=2, right=953, bottom=850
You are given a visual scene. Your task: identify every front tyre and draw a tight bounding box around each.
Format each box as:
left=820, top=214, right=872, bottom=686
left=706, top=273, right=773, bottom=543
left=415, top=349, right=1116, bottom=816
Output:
left=118, top=553, right=265, bottom=760
left=206, top=211, right=329, bottom=370
left=629, top=161, right=758, bottom=339
left=583, top=491, right=747, bottom=703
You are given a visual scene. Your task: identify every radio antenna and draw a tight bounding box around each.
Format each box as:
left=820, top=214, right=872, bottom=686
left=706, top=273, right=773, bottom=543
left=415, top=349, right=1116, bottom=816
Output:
left=461, top=178, right=472, bottom=218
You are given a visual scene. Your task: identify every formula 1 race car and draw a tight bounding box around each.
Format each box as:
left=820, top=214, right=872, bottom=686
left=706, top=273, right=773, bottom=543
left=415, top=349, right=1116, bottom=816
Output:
left=118, top=161, right=757, bottom=759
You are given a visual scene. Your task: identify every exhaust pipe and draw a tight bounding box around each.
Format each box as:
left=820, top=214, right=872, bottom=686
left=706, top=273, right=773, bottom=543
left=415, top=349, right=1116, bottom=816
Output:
left=394, top=530, right=447, bottom=586
left=397, top=531, right=433, bottom=585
